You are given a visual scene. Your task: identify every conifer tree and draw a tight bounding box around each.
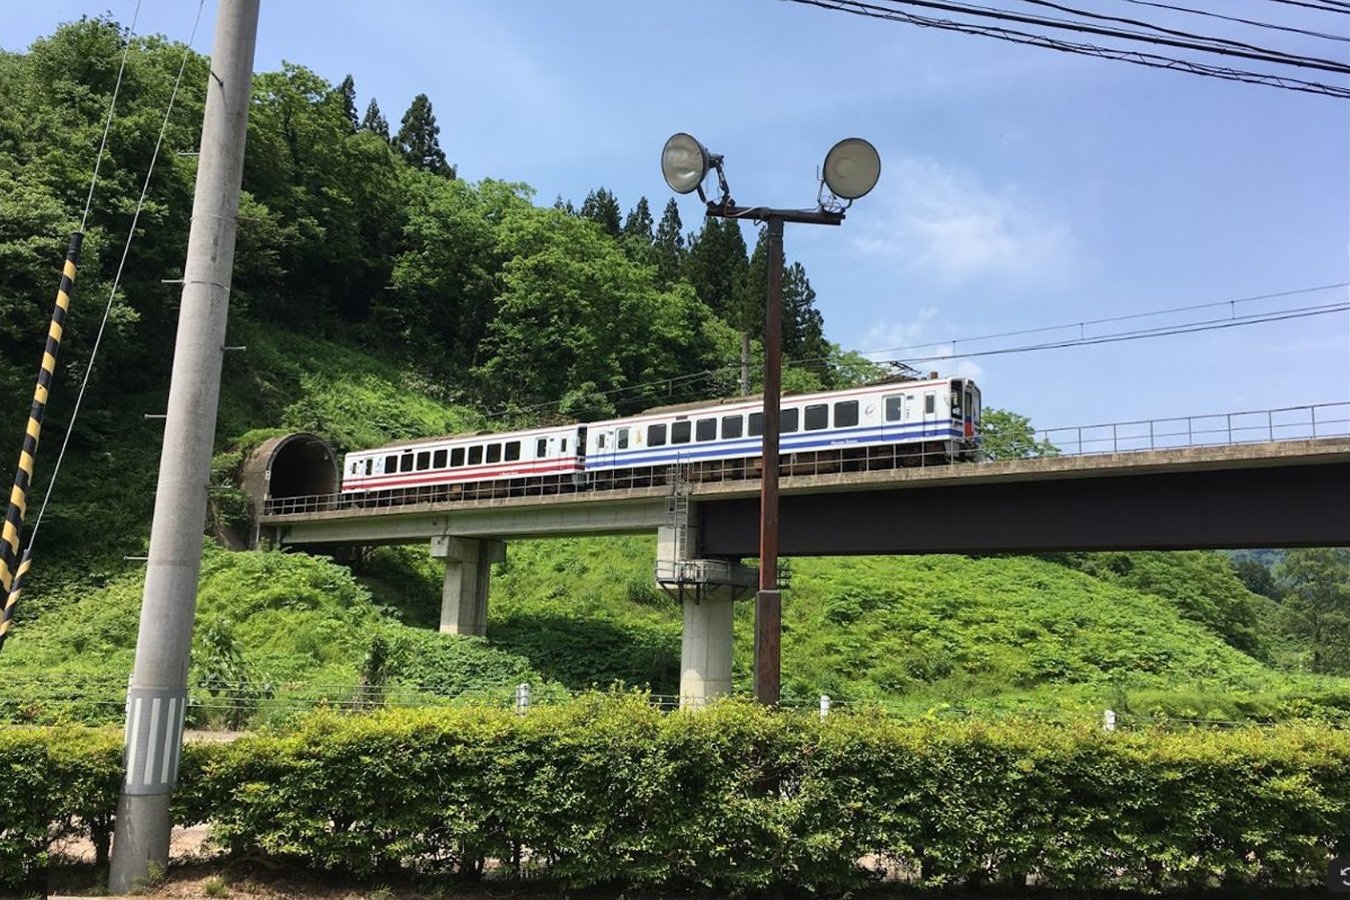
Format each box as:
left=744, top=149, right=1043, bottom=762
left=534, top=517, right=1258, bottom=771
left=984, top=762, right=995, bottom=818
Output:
left=623, top=197, right=654, bottom=242
left=396, top=93, right=455, bottom=178
left=685, top=217, right=749, bottom=322
left=338, top=74, right=358, bottom=133
left=654, top=198, right=685, bottom=288
left=360, top=98, right=390, bottom=140
left=580, top=187, right=622, bottom=237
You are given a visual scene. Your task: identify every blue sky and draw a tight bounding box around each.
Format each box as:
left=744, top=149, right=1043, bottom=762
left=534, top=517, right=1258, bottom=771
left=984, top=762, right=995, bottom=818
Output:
left=4, top=0, right=1348, bottom=438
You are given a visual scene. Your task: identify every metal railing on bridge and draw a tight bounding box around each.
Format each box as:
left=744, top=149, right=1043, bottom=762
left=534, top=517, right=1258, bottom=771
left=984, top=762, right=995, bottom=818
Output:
left=259, top=401, right=1350, bottom=518
left=1035, top=401, right=1349, bottom=457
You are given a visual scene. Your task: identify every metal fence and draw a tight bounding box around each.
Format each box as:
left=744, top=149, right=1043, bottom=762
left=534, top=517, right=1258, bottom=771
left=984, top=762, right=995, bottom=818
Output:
left=1036, top=401, right=1349, bottom=457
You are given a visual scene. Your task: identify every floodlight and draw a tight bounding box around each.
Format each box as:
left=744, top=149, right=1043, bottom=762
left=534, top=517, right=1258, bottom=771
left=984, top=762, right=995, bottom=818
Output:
left=661, top=132, right=711, bottom=195
left=822, top=138, right=881, bottom=200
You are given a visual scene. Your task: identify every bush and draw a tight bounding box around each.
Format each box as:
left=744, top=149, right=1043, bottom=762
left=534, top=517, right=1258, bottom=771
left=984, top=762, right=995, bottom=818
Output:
left=7, top=702, right=1348, bottom=893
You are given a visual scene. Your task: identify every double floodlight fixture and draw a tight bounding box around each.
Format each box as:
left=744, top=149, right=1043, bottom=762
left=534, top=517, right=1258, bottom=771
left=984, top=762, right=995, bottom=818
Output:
left=661, top=131, right=880, bottom=214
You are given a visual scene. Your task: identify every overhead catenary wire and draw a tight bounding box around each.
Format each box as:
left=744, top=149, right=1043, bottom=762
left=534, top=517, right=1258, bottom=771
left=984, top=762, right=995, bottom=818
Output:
left=13, top=0, right=207, bottom=608
left=81, top=1, right=143, bottom=231
left=1258, top=0, right=1350, bottom=14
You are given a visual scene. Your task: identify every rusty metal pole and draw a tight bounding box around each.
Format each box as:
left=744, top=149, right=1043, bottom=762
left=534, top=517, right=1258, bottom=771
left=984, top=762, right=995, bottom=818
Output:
left=754, top=214, right=784, bottom=706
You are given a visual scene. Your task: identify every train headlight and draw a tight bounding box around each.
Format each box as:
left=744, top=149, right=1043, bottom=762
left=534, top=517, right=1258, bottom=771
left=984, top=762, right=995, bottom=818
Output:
left=661, top=132, right=711, bottom=195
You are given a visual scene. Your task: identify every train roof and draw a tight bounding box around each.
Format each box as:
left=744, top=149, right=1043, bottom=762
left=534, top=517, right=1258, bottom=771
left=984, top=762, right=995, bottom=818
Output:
left=346, top=421, right=578, bottom=455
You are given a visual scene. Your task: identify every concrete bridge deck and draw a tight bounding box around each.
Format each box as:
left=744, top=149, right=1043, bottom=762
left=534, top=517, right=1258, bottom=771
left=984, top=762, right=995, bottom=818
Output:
left=260, top=437, right=1350, bottom=553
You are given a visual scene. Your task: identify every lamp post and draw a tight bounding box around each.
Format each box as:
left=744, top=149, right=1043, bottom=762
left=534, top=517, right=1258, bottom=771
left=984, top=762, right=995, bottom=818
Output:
left=661, top=134, right=880, bottom=705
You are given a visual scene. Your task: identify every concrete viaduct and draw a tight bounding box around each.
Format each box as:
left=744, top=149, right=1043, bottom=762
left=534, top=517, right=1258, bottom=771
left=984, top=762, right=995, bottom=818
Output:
left=248, top=434, right=1350, bottom=706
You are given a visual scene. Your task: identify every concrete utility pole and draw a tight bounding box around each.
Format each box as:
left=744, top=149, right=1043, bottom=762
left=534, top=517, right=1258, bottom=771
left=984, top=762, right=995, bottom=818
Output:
left=108, top=0, right=260, bottom=891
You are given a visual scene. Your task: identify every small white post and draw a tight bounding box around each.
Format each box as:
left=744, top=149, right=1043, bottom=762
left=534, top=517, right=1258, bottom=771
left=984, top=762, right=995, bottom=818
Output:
left=1103, top=709, right=1117, bottom=732
left=819, top=694, right=831, bottom=720
left=515, top=682, right=530, bottom=715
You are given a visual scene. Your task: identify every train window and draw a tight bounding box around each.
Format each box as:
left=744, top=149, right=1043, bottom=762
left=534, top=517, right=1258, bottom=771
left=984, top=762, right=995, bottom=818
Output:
left=433, top=449, right=447, bottom=468
left=781, top=408, right=800, bottom=433
left=617, top=428, right=629, bottom=449
left=561, top=438, right=568, bottom=453
left=384, top=455, right=397, bottom=473
left=468, top=445, right=483, bottom=465
left=924, top=393, right=936, bottom=415
left=536, top=438, right=547, bottom=457
left=416, top=451, right=431, bottom=471
left=696, top=418, right=717, bottom=441
left=648, top=423, right=667, bottom=446
left=748, top=412, right=763, bottom=437
left=834, top=400, right=859, bottom=428
left=671, top=421, right=692, bottom=444
left=364, top=459, right=373, bottom=476
left=884, top=395, right=903, bottom=422
left=597, top=433, right=607, bottom=449
left=804, top=404, right=829, bottom=431
left=400, top=453, right=414, bottom=473
left=486, top=443, right=502, bottom=464
left=722, top=415, right=743, bottom=439
left=451, top=447, right=465, bottom=467
left=505, top=441, right=521, bottom=462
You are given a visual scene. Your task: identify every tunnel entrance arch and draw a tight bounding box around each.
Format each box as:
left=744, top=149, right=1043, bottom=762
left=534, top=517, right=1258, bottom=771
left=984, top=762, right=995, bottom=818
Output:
left=241, top=432, right=338, bottom=544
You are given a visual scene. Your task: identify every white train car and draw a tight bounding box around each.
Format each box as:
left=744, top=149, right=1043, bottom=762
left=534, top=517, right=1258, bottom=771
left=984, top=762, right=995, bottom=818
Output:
left=583, top=377, right=980, bottom=479
left=340, top=424, right=584, bottom=498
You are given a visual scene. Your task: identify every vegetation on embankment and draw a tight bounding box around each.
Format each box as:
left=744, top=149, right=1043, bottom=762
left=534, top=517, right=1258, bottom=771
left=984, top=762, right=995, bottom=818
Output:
left=6, top=699, right=1348, bottom=895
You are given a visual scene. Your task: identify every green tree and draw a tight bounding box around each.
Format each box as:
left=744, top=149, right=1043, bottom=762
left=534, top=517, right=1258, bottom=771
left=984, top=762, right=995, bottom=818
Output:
left=337, top=73, right=358, bottom=132
left=359, top=97, right=390, bottom=139
left=620, top=196, right=656, bottom=265
left=1277, top=548, right=1350, bottom=674
left=685, top=217, right=749, bottom=322
left=1231, top=557, right=1282, bottom=601
left=653, top=198, right=685, bottom=288
left=980, top=408, right=1059, bottom=460
left=580, top=187, right=622, bottom=238
left=396, top=93, right=454, bottom=177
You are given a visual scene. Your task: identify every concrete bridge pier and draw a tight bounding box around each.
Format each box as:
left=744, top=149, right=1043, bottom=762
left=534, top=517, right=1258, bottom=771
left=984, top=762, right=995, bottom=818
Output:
left=431, top=536, right=505, bottom=636
left=657, top=519, right=756, bottom=708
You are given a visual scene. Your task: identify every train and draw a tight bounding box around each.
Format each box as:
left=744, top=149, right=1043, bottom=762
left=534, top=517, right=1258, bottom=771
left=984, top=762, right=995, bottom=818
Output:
left=339, top=375, right=982, bottom=502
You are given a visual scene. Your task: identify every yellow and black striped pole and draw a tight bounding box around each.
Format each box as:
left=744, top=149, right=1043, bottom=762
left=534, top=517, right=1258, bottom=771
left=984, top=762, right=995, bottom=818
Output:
left=0, top=232, right=81, bottom=649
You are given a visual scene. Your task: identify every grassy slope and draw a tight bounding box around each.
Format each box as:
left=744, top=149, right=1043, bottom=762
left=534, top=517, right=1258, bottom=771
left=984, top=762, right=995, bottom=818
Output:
left=4, top=324, right=1344, bottom=724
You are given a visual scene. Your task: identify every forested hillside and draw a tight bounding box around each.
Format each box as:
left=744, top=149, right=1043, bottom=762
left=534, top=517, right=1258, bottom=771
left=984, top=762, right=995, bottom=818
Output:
left=0, top=18, right=1346, bottom=727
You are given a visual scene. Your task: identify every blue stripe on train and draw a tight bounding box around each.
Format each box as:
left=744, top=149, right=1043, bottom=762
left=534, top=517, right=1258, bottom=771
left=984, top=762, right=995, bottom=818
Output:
left=584, top=422, right=964, bottom=471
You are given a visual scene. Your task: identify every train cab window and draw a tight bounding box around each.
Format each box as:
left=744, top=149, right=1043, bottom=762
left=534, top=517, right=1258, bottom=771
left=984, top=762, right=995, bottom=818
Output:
left=671, top=421, right=692, bottom=444
left=416, top=451, right=431, bottom=471
left=834, top=400, right=859, bottom=428
left=924, top=393, right=936, bottom=415
left=884, top=395, right=903, bottom=423
left=451, top=447, right=465, bottom=467
left=617, top=428, right=629, bottom=449
left=748, top=412, right=764, bottom=437
left=696, top=418, right=717, bottom=441
left=399, top=453, right=414, bottom=473
left=364, top=459, right=373, bottom=476
left=433, top=449, right=447, bottom=469
left=648, top=423, right=667, bottom=446
left=384, top=455, right=397, bottom=473
left=468, top=445, right=484, bottom=465
left=486, top=443, right=502, bottom=464
left=536, top=438, right=548, bottom=458
left=781, top=408, right=800, bottom=433
left=804, top=403, right=829, bottom=431
left=505, top=441, right=521, bottom=462
left=722, top=415, right=743, bottom=439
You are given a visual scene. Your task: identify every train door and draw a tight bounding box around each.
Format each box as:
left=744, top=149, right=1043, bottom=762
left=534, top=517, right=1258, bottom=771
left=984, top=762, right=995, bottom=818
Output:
left=592, top=427, right=615, bottom=469
left=922, top=388, right=939, bottom=436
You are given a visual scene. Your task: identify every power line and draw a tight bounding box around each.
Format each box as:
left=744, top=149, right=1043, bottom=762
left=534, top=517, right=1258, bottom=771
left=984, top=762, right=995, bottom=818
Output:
left=1258, top=0, right=1350, bottom=15
left=1109, top=0, right=1348, bottom=44
left=781, top=0, right=1350, bottom=97
left=859, top=0, right=1350, bottom=73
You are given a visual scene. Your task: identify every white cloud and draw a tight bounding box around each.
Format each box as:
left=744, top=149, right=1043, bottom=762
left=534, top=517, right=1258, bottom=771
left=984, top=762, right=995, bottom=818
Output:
left=853, top=157, right=1074, bottom=287
left=861, top=307, right=985, bottom=382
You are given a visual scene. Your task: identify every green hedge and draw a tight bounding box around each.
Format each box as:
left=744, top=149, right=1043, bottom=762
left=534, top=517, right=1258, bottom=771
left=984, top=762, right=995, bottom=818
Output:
left=6, top=701, right=1349, bottom=893
left=0, top=727, right=121, bottom=893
